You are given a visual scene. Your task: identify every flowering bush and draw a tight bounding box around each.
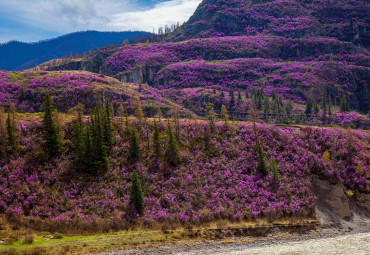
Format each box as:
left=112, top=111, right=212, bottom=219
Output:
left=0, top=119, right=368, bottom=231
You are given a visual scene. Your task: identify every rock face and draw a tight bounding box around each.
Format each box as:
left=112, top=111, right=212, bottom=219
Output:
left=168, top=0, right=370, bottom=49
left=312, top=176, right=352, bottom=220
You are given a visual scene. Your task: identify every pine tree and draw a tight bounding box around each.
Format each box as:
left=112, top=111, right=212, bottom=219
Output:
left=263, top=98, right=270, bottom=121
left=165, top=120, right=180, bottom=166
left=129, top=128, right=141, bottom=162
left=313, top=103, right=320, bottom=114
left=153, top=122, right=161, bottom=159
left=129, top=170, right=144, bottom=216
left=91, top=102, right=109, bottom=171
left=221, top=104, right=229, bottom=126
left=104, top=98, right=114, bottom=150
left=117, top=104, right=125, bottom=127
left=134, top=106, right=144, bottom=127
left=0, top=107, right=6, bottom=158
left=237, top=89, right=242, bottom=106
left=256, top=142, right=268, bottom=176
left=42, top=93, right=61, bottom=157
left=72, top=110, right=85, bottom=165
left=206, top=103, right=217, bottom=132
left=229, top=88, right=235, bottom=108
left=221, top=90, right=225, bottom=98
left=270, top=158, right=280, bottom=182
left=305, top=98, right=312, bottom=115
left=340, top=97, right=350, bottom=112
left=6, top=104, right=17, bottom=152
left=286, top=99, right=293, bottom=117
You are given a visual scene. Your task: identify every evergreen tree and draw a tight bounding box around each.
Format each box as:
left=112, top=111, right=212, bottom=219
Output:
left=256, top=142, right=268, bottom=176
left=328, top=99, right=332, bottom=116
left=134, top=106, right=144, bottom=127
left=206, top=103, right=217, bottom=132
left=129, top=128, right=141, bottom=162
left=0, top=107, right=6, bottom=158
left=270, top=158, right=280, bottom=182
left=129, top=170, right=144, bottom=216
left=220, top=90, right=225, bottom=98
left=245, top=90, right=249, bottom=98
left=237, top=89, right=242, bottom=106
left=152, top=122, right=161, bottom=159
left=263, top=98, right=270, bottom=121
left=72, top=110, right=85, bottom=165
left=117, top=104, right=125, bottom=127
left=313, top=103, right=320, bottom=115
left=221, top=104, right=229, bottom=126
left=6, top=104, right=17, bottom=152
left=104, top=98, right=114, bottom=150
left=229, top=88, right=235, bottom=108
left=340, top=97, right=350, bottom=112
left=42, top=93, right=61, bottom=157
left=91, top=102, right=109, bottom=171
left=305, top=98, right=312, bottom=115
left=165, top=120, right=180, bottom=166
left=286, top=99, right=293, bottom=117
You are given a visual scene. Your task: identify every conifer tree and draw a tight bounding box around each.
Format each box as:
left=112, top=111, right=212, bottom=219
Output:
left=134, top=106, right=144, bottom=127
left=237, top=89, right=242, bottom=106
left=263, top=98, right=270, bottom=121
left=42, top=93, right=61, bottom=157
left=313, top=103, right=320, bottom=114
left=153, top=122, right=161, bottom=159
left=229, top=88, right=235, bottom=108
left=104, top=98, right=114, bottom=150
left=0, top=107, right=6, bottom=158
left=340, top=97, right=350, bottom=112
left=221, top=104, right=229, bottom=126
left=129, top=170, right=144, bottom=216
left=256, top=142, right=268, bottom=176
left=270, top=158, right=280, bottom=182
left=221, top=90, right=225, bottom=98
left=165, top=120, right=180, bottom=166
left=129, top=128, right=141, bottom=162
left=305, top=98, right=312, bottom=115
left=72, top=110, right=85, bottom=165
left=117, top=104, right=125, bottom=127
left=206, top=103, right=217, bottom=132
left=91, top=102, right=108, bottom=171
left=6, top=104, right=17, bottom=152
left=286, top=99, right=293, bottom=117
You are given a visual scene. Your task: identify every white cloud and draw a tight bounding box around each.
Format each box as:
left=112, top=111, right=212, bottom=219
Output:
left=0, top=0, right=201, bottom=34
left=109, top=0, right=201, bottom=32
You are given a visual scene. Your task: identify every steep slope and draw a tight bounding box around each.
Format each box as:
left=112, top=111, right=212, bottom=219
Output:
left=167, top=0, right=370, bottom=48
left=0, top=31, right=149, bottom=71
left=0, top=70, right=195, bottom=117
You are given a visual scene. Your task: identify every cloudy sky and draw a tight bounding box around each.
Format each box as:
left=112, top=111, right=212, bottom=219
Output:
left=0, top=0, right=201, bottom=43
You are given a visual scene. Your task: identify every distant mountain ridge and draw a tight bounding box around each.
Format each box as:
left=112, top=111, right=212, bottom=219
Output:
left=0, top=30, right=150, bottom=71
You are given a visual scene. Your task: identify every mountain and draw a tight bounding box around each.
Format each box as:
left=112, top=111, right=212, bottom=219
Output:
left=167, top=0, right=370, bottom=48
left=32, top=0, right=370, bottom=123
left=0, top=31, right=150, bottom=71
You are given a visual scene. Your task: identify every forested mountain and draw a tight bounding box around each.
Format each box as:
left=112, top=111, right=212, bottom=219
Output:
left=0, top=31, right=149, bottom=71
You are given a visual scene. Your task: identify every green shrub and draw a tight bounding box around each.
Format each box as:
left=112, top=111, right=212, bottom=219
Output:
left=23, top=234, right=34, bottom=245
left=53, top=232, right=63, bottom=239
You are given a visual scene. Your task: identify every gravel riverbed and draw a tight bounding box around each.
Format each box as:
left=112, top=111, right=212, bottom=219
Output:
left=101, top=231, right=370, bottom=255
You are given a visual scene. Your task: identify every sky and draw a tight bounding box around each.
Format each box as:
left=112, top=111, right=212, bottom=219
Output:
left=0, top=0, right=202, bottom=43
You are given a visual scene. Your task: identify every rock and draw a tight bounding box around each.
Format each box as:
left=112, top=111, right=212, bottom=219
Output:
left=312, top=176, right=352, bottom=220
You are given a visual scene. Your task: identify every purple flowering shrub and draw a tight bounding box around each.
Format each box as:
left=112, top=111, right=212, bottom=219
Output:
left=0, top=120, right=368, bottom=231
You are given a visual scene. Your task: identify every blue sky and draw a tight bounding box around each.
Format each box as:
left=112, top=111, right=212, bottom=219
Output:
left=0, top=0, right=201, bottom=43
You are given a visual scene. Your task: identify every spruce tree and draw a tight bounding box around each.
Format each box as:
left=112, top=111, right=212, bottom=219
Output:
left=229, top=88, right=235, bottom=108
left=221, top=104, right=229, bottom=126
left=42, top=93, right=61, bottom=157
left=153, top=122, right=161, bottom=159
left=305, top=98, right=312, bottom=115
left=237, top=89, right=242, bottom=106
left=72, top=110, right=85, bottom=165
left=270, top=158, right=280, bottom=182
left=91, top=102, right=108, bottom=171
left=117, top=104, right=125, bottom=127
left=104, top=98, right=114, bottom=150
left=256, top=142, right=268, bottom=176
left=129, top=128, right=141, bottom=162
left=286, top=99, right=293, bottom=117
left=0, top=107, right=6, bottom=158
left=206, top=103, right=217, bottom=132
left=129, top=170, right=144, bottom=216
left=165, top=120, right=180, bottom=166
left=340, top=97, right=350, bottom=112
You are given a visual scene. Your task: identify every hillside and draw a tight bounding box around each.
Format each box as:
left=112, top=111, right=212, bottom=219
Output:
left=167, top=0, right=370, bottom=48
left=0, top=31, right=149, bottom=71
